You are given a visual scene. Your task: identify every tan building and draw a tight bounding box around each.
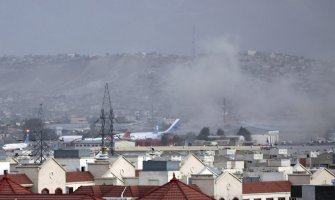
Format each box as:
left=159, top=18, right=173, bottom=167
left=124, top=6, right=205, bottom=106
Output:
left=179, top=154, right=206, bottom=183
left=242, top=181, right=291, bottom=200
left=15, top=158, right=66, bottom=194
left=192, top=172, right=242, bottom=200
left=310, top=168, right=335, bottom=185
left=65, top=171, right=95, bottom=193
left=88, top=155, right=135, bottom=185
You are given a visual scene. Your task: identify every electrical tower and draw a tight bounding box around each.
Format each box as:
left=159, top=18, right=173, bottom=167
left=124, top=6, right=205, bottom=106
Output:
left=100, top=83, right=115, bottom=156
left=31, top=104, right=51, bottom=164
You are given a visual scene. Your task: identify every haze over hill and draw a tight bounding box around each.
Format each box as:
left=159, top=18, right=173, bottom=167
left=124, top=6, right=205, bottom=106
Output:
left=0, top=48, right=334, bottom=141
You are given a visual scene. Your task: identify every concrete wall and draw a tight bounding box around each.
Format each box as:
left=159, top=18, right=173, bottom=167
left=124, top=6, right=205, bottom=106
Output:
left=55, top=158, right=81, bottom=172
left=139, top=171, right=180, bottom=186
left=94, top=177, right=118, bottom=185
left=88, top=160, right=110, bottom=178
left=123, top=177, right=139, bottom=186
left=16, top=166, right=39, bottom=193
left=288, top=174, right=310, bottom=185
left=268, top=159, right=291, bottom=167
left=225, top=160, right=244, bottom=170
left=191, top=174, right=215, bottom=197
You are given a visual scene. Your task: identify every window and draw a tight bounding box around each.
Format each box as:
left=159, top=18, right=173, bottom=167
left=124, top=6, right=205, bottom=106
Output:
left=55, top=188, right=62, bottom=194
left=266, top=198, right=274, bottom=200
left=41, top=188, right=49, bottom=194
left=219, top=198, right=225, bottom=200
left=3, top=170, right=8, bottom=175
left=278, top=198, right=285, bottom=200
left=232, top=198, right=239, bottom=200
left=68, top=187, right=74, bottom=194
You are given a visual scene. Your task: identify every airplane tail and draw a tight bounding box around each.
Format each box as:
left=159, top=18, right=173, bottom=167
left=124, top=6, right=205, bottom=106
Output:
left=163, top=119, right=180, bottom=133
left=24, top=133, right=29, bottom=144
left=153, top=121, right=160, bottom=135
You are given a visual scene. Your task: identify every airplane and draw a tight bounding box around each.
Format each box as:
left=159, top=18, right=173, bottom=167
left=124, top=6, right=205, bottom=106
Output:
left=115, top=118, right=180, bottom=141
left=59, top=135, right=83, bottom=143
left=2, top=133, right=30, bottom=151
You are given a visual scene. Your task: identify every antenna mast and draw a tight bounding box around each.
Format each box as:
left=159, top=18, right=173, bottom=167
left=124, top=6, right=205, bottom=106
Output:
left=100, top=83, right=115, bottom=156
left=31, top=104, right=50, bottom=164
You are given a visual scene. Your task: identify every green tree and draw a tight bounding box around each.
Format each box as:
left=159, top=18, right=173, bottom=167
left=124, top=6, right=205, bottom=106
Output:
left=197, top=127, right=210, bottom=140
left=161, top=133, right=169, bottom=145
left=236, top=126, right=252, bottom=141
left=216, top=128, right=225, bottom=136
left=173, top=135, right=183, bottom=145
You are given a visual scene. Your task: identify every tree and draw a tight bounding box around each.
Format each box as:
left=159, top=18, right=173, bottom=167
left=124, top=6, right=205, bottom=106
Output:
left=236, top=126, right=252, bottom=141
left=23, top=118, right=43, bottom=141
left=173, top=135, right=183, bottom=145
left=161, top=133, right=169, bottom=145
left=216, top=128, right=225, bottom=136
left=197, top=127, right=210, bottom=140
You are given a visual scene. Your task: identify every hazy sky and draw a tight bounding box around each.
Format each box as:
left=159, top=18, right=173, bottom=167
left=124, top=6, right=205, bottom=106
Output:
left=0, top=0, right=334, bottom=60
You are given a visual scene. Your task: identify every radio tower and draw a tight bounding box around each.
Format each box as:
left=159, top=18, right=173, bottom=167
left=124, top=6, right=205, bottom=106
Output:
left=100, top=83, right=115, bottom=156
left=31, top=104, right=50, bottom=164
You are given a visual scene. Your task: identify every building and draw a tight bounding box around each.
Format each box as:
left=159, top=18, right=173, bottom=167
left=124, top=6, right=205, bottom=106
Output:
left=138, top=174, right=214, bottom=200
left=244, top=126, right=279, bottom=146
left=291, top=185, right=335, bottom=200
left=242, top=181, right=291, bottom=200
left=179, top=154, right=206, bottom=184
left=139, top=160, right=180, bottom=186
left=66, top=171, right=95, bottom=193
left=192, top=172, right=242, bottom=200
left=73, top=185, right=159, bottom=199
left=88, top=155, right=136, bottom=185
left=54, top=149, right=95, bottom=172
left=15, top=158, right=66, bottom=194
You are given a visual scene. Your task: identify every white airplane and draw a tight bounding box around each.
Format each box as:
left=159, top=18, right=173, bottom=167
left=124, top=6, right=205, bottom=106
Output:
left=2, top=133, right=30, bottom=151
left=59, top=135, right=83, bottom=143
left=115, top=119, right=180, bottom=140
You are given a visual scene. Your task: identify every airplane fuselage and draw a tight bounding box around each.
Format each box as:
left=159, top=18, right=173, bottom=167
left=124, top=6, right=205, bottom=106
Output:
left=2, top=143, right=28, bottom=151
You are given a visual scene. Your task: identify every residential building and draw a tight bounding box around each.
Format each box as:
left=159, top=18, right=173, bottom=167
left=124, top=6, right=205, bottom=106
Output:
left=138, top=174, right=214, bottom=200
left=139, top=160, right=181, bottom=186
left=65, top=171, right=95, bottom=193
left=179, top=154, right=206, bottom=184
left=291, top=185, right=335, bottom=200
left=54, top=149, right=95, bottom=172
left=15, top=158, right=66, bottom=194
left=88, top=155, right=135, bottom=185
left=242, top=181, right=291, bottom=200
left=192, top=172, right=242, bottom=200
